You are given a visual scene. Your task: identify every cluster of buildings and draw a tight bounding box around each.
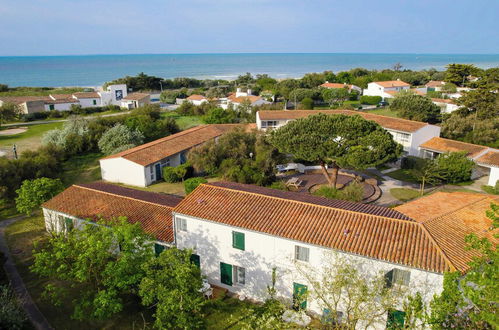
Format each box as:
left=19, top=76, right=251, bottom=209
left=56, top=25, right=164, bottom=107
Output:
left=181, top=88, right=271, bottom=110
left=0, top=84, right=151, bottom=114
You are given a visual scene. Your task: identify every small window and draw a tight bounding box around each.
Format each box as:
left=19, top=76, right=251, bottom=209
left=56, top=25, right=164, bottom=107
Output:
left=295, top=245, right=310, bottom=262
left=49, top=104, right=55, bottom=110
left=64, top=217, right=73, bottom=232
left=190, top=254, right=200, bottom=268
left=232, top=231, right=245, bottom=250
left=233, top=265, right=245, bottom=285
left=385, top=268, right=411, bottom=287
left=154, top=243, right=166, bottom=256
left=93, top=99, right=97, bottom=105
left=177, top=217, right=187, bottom=232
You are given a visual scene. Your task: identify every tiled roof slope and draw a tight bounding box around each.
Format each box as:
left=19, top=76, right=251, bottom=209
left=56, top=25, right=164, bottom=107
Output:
left=374, top=80, right=410, bottom=87
left=420, top=137, right=489, bottom=158
left=396, top=192, right=499, bottom=272
left=173, top=182, right=453, bottom=273
left=258, top=110, right=429, bottom=133
left=42, top=182, right=183, bottom=242
left=73, top=92, right=100, bottom=99
left=476, top=150, right=499, bottom=167
left=101, top=124, right=243, bottom=166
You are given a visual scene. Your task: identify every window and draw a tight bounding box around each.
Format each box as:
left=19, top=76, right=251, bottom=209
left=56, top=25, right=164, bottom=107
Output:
left=64, top=217, right=73, bottom=232
left=154, top=243, right=166, bottom=256
left=233, top=265, right=245, bottom=285
left=220, top=262, right=233, bottom=286
left=160, top=158, right=170, bottom=167
left=92, top=99, right=97, bottom=105
left=391, top=131, right=410, bottom=144
left=293, top=282, right=307, bottom=310
left=190, top=254, right=200, bottom=268
left=261, top=120, right=277, bottom=128
left=232, top=231, right=245, bottom=250
left=49, top=104, right=55, bottom=110
left=385, top=268, right=411, bottom=287
left=149, top=166, right=155, bottom=181
left=295, top=245, right=309, bottom=262
left=386, top=310, right=405, bottom=329
left=177, top=217, right=187, bottom=232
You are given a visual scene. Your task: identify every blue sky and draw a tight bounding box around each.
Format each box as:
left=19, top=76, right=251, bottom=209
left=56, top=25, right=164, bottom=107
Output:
left=0, top=0, right=498, bottom=56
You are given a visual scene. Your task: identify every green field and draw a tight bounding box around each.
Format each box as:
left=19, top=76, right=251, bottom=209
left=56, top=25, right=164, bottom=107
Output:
left=0, top=122, right=63, bottom=152
left=161, top=112, right=204, bottom=130
left=0, top=87, right=85, bottom=97
left=390, top=188, right=420, bottom=201
left=365, top=108, right=400, bottom=118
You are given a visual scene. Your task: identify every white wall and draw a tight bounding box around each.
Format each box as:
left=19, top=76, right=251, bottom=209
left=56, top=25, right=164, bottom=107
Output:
left=173, top=213, right=443, bottom=321
left=44, top=102, right=77, bottom=111
left=488, top=167, right=499, bottom=186
left=100, top=157, right=147, bottom=187
left=78, top=98, right=101, bottom=108
left=408, top=125, right=441, bottom=157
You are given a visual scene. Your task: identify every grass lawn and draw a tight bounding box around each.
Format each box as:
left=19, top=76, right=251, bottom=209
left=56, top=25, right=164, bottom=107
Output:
left=60, top=152, right=103, bottom=186
left=0, top=122, right=63, bottom=152
left=127, top=177, right=221, bottom=197
left=0, top=202, right=20, bottom=221
left=161, top=112, right=204, bottom=130
left=365, top=108, right=400, bottom=118
left=390, top=188, right=420, bottom=201
left=0, top=87, right=85, bottom=97
left=385, top=169, right=419, bottom=184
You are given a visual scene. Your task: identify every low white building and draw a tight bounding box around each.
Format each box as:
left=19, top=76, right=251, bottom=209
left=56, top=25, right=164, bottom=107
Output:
left=221, top=88, right=270, bottom=110
left=120, top=92, right=150, bottom=109
left=256, top=110, right=441, bottom=156
left=172, top=182, right=497, bottom=327
left=72, top=92, right=102, bottom=107
left=100, top=84, right=128, bottom=106
left=419, top=137, right=499, bottom=186
left=42, top=182, right=183, bottom=252
left=99, top=124, right=244, bottom=187
left=431, top=98, right=459, bottom=113
left=425, top=81, right=446, bottom=92
left=320, top=82, right=362, bottom=94
left=186, top=94, right=208, bottom=106
left=362, top=80, right=410, bottom=99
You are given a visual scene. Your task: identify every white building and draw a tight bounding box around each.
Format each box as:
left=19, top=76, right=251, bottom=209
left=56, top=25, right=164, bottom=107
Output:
left=419, top=137, right=499, bottom=186
left=42, top=182, right=182, bottom=252
left=100, top=84, right=128, bottom=106
left=363, top=80, right=411, bottom=99
left=172, top=182, right=497, bottom=327
left=320, top=82, right=362, bottom=94
left=256, top=110, right=441, bottom=156
left=120, top=92, right=151, bottom=109
left=431, top=98, right=459, bottom=113
left=99, top=124, right=244, bottom=187
left=220, top=88, right=270, bottom=110
left=425, top=81, right=446, bottom=92
left=186, top=94, right=208, bottom=106
left=72, top=92, right=102, bottom=107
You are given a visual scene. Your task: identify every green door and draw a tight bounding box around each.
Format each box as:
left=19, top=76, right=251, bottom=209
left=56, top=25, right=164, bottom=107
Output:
left=154, top=243, right=165, bottom=256
left=293, top=282, right=307, bottom=310
left=386, top=310, right=405, bottom=329
left=220, top=262, right=233, bottom=286
left=190, top=254, right=200, bottom=268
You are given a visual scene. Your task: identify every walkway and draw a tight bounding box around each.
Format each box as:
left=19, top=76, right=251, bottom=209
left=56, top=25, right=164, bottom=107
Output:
left=0, top=216, right=54, bottom=330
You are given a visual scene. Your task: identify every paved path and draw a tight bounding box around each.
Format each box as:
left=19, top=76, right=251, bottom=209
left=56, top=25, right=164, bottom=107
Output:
left=0, top=216, right=54, bottom=330
left=1, top=110, right=132, bottom=127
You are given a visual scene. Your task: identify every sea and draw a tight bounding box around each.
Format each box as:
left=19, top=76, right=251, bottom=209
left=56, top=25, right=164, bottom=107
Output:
left=1, top=53, right=498, bottom=87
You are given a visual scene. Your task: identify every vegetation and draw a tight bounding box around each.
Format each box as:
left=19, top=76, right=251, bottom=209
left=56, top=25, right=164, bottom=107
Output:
left=15, top=177, right=64, bottom=215
left=0, top=102, right=21, bottom=125
left=202, top=107, right=236, bottom=124
left=482, top=181, right=499, bottom=195
left=0, top=284, right=29, bottom=329
left=434, top=152, right=475, bottom=184
left=390, top=92, right=441, bottom=123
left=360, top=95, right=382, bottom=105
left=0, top=86, right=85, bottom=97
left=184, top=177, right=208, bottom=194
left=270, top=113, right=402, bottom=187
left=97, top=123, right=144, bottom=155
left=313, top=181, right=364, bottom=202
left=390, top=188, right=420, bottom=201
left=162, top=163, right=192, bottom=183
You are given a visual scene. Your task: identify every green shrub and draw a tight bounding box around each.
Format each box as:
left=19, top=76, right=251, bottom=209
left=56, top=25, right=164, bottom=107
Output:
left=435, top=152, right=475, bottom=183
left=268, top=181, right=288, bottom=191
left=299, top=97, right=314, bottom=110
left=360, top=95, right=382, bottom=105
left=184, top=177, right=208, bottom=194
left=0, top=285, right=28, bottom=329
left=400, top=156, right=428, bottom=170
left=162, top=163, right=193, bottom=183
left=482, top=182, right=499, bottom=195
left=313, top=182, right=364, bottom=202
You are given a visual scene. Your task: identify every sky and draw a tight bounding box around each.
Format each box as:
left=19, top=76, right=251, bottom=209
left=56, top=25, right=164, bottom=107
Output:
left=0, top=0, right=498, bottom=56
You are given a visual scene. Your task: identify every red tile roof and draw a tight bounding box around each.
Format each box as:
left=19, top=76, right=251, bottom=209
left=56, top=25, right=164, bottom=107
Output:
left=187, top=94, right=207, bottom=101
left=173, top=182, right=454, bottom=273
left=419, top=137, right=489, bottom=158
left=425, top=81, right=445, bottom=88
left=431, top=98, right=456, bottom=104
left=122, top=92, right=150, bottom=101
left=476, top=150, right=499, bottom=167
left=320, top=83, right=352, bottom=89
left=101, top=124, right=244, bottom=166
left=73, top=92, right=100, bottom=99
left=228, top=94, right=262, bottom=104
left=42, top=182, right=183, bottom=242
left=0, top=96, right=50, bottom=104
left=258, top=110, right=429, bottom=133
left=373, top=80, right=410, bottom=88
left=395, top=192, right=499, bottom=272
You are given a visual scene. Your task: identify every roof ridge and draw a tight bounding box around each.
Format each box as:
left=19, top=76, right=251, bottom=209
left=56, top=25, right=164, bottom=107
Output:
left=421, top=193, right=492, bottom=225
left=203, top=183, right=415, bottom=223
left=426, top=137, right=490, bottom=150
left=73, top=184, right=175, bottom=209
left=419, top=221, right=457, bottom=272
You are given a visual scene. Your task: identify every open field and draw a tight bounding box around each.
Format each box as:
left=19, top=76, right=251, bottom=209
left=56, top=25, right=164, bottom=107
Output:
left=161, top=112, right=203, bottom=130
left=0, top=122, right=63, bottom=153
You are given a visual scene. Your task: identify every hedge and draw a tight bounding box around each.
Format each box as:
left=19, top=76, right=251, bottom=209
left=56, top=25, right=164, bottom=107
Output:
left=184, top=177, right=208, bottom=194
left=360, top=95, right=382, bottom=105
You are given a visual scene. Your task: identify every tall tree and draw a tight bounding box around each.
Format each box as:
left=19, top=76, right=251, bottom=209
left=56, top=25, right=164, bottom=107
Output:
left=445, top=64, right=480, bottom=86
left=0, top=102, right=20, bottom=125
left=321, top=88, right=350, bottom=106
left=269, top=114, right=402, bottom=187
left=390, top=93, right=441, bottom=123
left=15, top=177, right=64, bottom=215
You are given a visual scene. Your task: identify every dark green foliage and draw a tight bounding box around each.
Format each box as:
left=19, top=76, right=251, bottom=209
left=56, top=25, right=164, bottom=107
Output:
left=313, top=181, right=364, bottom=202
left=360, top=95, right=382, bottom=105
left=202, top=107, right=236, bottom=124
left=445, top=64, right=481, bottom=86
left=299, top=97, right=314, bottom=110
left=0, top=102, right=21, bottom=124
left=434, top=152, right=475, bottom=183
left=0, top=285, right=28, bottom=330
left=184, top=177, right=208, bottom=194
left=482, top=181, right=499, bottom=195
left=162, top=163, right=192, bottom=183
left=400, top=156, right=428, bottom=170
left=15, top=177, right=65, bottom=215
left=390, top=93, right=441, bottom=123
left=321, top=88, right=350, bottom=106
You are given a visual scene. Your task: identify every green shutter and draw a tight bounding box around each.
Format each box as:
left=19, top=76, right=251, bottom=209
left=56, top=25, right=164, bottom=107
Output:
left=293, top=282, right=307, bottom=310
left=64, top=217, right=73, bottom=231
left=385, top=269, right=394, bottom=288
left=49, top=104, right=55, bottom=110
left=220, top=262, right=233, bottom=286
left=93, top=99, right=97, bottom=105
left=154, top=243, right=165, bottom=256
left=232, top=231, right=245, bottom=250
left=190, top=254, right=200, bottom=268
left=386, top=310, right=405, bottom=329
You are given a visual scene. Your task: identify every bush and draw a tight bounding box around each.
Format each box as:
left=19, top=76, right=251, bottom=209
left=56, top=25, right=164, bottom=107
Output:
left=435, top=152, right=475, bottom=183
left=22, top=111, right=49, bottom=121
left=360, top=95, right=382, bottom=105
left=313, top=182, right=364, bottom=202
left=97, top=123, right=144, bottom=155
left=400, top=156, right=428, bottom=170
left=184, top=177, right=208, bottom=194
left=0, top=285, right=28, bottom=330
left=482, top=181, right=499, bottom=195
left=268, top=181, right=288, bottom=191
left=162, top=163, right=193, bottom=183
left=299, top=97, right=314, bottom=110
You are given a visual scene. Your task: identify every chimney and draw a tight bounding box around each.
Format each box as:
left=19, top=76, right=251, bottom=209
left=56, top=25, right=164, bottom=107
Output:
left=247, top=89, right=252, bottom=96
left=236, top=87, right=241, bottom=93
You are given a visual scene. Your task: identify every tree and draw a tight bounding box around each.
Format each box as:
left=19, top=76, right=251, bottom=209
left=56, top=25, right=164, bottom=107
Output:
left=390, top=93, right=441, bottom=123
left=202, top=107, right=235, bottom=124
left=413, top=160, right=444, bottom=195
left=42, top=116, right=91, bottom=154
left=269, top=114, right=402, bottom=187
left=445, top=64, right=480, bottom=86
left=97, top=123, right=144, bottom=155
left=184, top=177, right=208, bottom=194
left=299, top=97, right=314, bottom=110
left=15, top=177, right=64, bottom=215
left=441, top=113, right=499, bottom=148
left=434, top=152, right=475, bottom=183
left=0, top=102, right=20, bottom=125
left=31, top=217, right=154, bottom=320
left=139, top=247, right=205, bottom=329
left=454, top=87, right=499, bottom=120
left=321, top=88, right=350, bottom=106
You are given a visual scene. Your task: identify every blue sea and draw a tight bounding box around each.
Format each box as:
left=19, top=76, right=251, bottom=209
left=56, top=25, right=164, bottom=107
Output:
left=0, top=53, right=498, bottom=87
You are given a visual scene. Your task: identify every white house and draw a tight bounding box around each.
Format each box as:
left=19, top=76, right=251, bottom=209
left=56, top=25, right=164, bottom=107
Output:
left=425, top=81, right=446, bottom=92
left=99, top=124, right=244, bottom=187
left=363, top=80, right=411, bottom=99
left=120, top=92, right=151, bottom=109
left=220, top=88, right=270, bottom=110
left=320, top=82, right=362, bottom=94
left=172, top=181, right=498, bottom=327
left=431, top=98, right=459, bottom=113
left=186, top=94, right=208, bottom=106
left=0, top=96, right=47, bottom=114
left=419, top=137, right=499, bottom=186
left=72, top=92, right=102, bottom=107
left=41, top=182, right=183, bottom=252
left=44, top=94, right=80, bottom=111
left=256, top=110, right=441, bottom=156
left=99, top=84, right=128, bottom=106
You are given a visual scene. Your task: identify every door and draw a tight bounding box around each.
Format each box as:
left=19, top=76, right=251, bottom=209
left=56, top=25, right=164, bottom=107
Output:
left=190, top=254, right=200, bottom=268
left=154, top=163, right=162, bottom=181
left=293, top=282, right=307, bottom=310
left=180, top=151, right=187, bottom=164
left=220, top=262, right=233, bottom=286
left=154, top=243, right=165, bottom=256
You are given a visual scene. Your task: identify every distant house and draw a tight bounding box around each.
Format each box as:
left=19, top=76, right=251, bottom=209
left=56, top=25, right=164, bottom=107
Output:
left=72, top=92, right=102, bottom=107
left=221, top=88, right=270, bottom=110
left=120, top=92, right=150, bottom=109
left=42, top=182, right=182, bottom=250
left=425, top=81, right=446, bottom=91
left=186, top=94, right=208, bottom=106
left=431, top=98, right=459, bottom=113
left=44, top=94, right=80, bottom=111
left=256, top=110, right=441, bottom=156
left=99, top=124, right=244, bottom=187
left=320, top=82, right=362, bottom=93
left=363, top=80, right=411, bottom=99
left=0, top=96, right=47, bottom=114
left=419, top=137, right=499, bottom=186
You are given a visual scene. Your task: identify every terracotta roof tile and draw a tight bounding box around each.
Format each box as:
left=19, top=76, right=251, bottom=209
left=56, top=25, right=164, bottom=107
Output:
left=187, top=94, right=206, bottom=101
left=258, top=110, right=429, bottom=133
left=0, top=96, right=50, bottom=104
left=123, top=92, right=150, bottom=101
left=101, top=124, right=244, bottom=166
left=42, top=182, right=183, bottom=242
left=431, top=98, right=456, bottom=104
left=228, top=94, right=262, bottom=104
left=320, top=83, right=354, bottom=89
left=50, top=94, right=76, bottom=101
left=396, top=192, right=499, bottom=272
left=73, top=92, right=100, bottom=99
left=476, top=150, right=499, bottom=167
left=419, top=137, right=489, bottom=158
left=373, top=80, right=410, bottom=88
left=173, top=182, right=453, bottom=273
left=425, top=81, right=445, bottom=88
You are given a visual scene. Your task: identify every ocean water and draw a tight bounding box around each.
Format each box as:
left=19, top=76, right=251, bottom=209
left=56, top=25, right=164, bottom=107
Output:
left=0, top=53, right=498, bottom=87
